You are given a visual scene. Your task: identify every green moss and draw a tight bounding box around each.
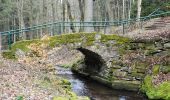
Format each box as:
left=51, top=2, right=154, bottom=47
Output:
left=112, top=60, right=124, bottom=66
left=161, top=65, right=170, bottom=74
left=4, top=32, right=96, bottom=59
left=100, top=34, right=131, bottom=44
left=135, top=62, right=147, bottom=69
left=155, top=82, right=170, bottom=100
left=61, top=79, right=71, bottom=90
left=130, top=62, right=148, bottom=74
left=138, top=43, right=146, bottom=49
left=131, top=73, right=144, bottom=78
left=112, top=80, right=140, bottom=91
left=49, top=32, right=96, bottom=47
left=11, top=40, right=39, bottom=52
left=4, top=39, right=40, bottom=59
left=95, top=45, right=100, bottom=49
left=107, top=70, right=114, bottom=81
left=140, top=75, right=170, bottom=100
left=15, top=95, right=23, bottom=100
left=61, top=79, right=71, bottom=85
left=117, top=47, right=126, bottom=55
left=144, top=49, right=157, bottom=56
left=78, top=96, right=90, bottom=100
left=67, top=91, right=77, bottom=98
left=53, top=97, right=69, bottom=100
left=49, top=33, right=82, bottom=47
left=2, top=51, right=16, bottom=59
left=72, top=58, right=84, bottom=69
left=143, top=43, right=157, bottom=56
left=145, top=44, right=155, bottom=50
left=152, top=64, right=160, bottom=75
left=40, top=79, right=51, bottom=88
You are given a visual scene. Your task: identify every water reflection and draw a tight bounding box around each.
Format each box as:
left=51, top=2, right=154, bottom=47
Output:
left=56, top=66, right=146, bottom=100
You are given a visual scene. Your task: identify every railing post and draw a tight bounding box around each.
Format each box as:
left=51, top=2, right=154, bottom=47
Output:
left=62, top=21, right=65, bottom=34
left=140, top=19, right=144, bottom=32
left=8, top=32, right=11, bottom=49
left=0, top=33, right=2, bottom=51
left=122, top=21, right=125, bottom=34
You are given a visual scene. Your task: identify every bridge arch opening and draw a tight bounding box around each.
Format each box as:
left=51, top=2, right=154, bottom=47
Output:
left=76, top=47, right=106, bottom=74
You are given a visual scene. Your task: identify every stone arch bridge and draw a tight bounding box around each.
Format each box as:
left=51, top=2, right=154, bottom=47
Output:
left=3, top=32, right=170, bottom=91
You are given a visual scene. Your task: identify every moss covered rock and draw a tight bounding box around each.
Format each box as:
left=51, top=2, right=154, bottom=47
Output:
left=141, top=75, right=170, bottom=100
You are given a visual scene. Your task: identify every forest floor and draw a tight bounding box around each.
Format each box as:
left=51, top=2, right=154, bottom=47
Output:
left=0, top=44, right=83, bottom=100
left=125, top=16, right=170, bottom=41
left=0, top=55, right=66, bottom=99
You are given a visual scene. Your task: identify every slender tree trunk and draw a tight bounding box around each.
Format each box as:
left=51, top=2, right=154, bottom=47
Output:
left=129, top=0, right=132, bottom=19
left=17, top=0, right=26, bottom=40
left=137, top=0, right=142, bottom=19
left=84, top=0, right=94, bottom=32
left=0, top=33, right=1, bottom=51
left=123, top=0, right=125, bottom=19
left=78, top=0, right=84, bottom=32
left=66, top=0, right=76, bottom=33
left=62, top=0, right=66, bottom=33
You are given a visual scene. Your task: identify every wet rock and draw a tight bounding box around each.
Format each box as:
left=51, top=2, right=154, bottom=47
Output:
left=160, top=65, right=170, bottom=74
left=112, top=65, right=121, bottom=69
left=111, top=80, right=140, bottom=91
left=164, top=43, right=170, bottom=49
left=136, top=68, right=145, bottom=74
left=120, top=67, right=129, bottom=72
left=113, top=70, right=127, bottom=78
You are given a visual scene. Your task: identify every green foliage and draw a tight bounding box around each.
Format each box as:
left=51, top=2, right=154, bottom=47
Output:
left=141, top=75, right=170, bottom=100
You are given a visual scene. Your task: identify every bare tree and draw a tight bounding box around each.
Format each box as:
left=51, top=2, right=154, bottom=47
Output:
left=84, top=0, right=94, bottom=32
left=137, top=0, right=142, bottom=19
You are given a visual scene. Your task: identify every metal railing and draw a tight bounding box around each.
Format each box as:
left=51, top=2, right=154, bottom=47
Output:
left=0, top=8, right=170, bottom=50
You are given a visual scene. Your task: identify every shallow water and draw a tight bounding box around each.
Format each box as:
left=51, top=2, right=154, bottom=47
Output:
left=56, top=66, right=147, bottom=100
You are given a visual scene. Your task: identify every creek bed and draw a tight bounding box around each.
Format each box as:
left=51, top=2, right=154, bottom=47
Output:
left=56, top=66, right=146, bottom=100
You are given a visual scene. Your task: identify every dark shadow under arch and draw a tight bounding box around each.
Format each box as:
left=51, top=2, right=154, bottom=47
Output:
left=76, top=47, right=106, bottom=74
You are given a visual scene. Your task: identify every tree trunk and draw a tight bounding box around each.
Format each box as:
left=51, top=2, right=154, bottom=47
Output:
left=84, top=0, right=94, bottom=32
left=123, top=0, right=125, bottom=19
left=0, top=33, right=1, bottom=51
left=137, top=0, right=142, bottom=19
left=17, top=0, right=26, bottom=40
left=129, top=0, right=132, bottom=19
left=78, top=0, right=84, bottom=32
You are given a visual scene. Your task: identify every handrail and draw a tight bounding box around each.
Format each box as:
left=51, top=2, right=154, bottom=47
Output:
left=1, top=11, right=170, bottom=35
left=147, top=8, right=161, bottom=17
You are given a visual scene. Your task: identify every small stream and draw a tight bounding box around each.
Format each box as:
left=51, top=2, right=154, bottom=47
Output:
left=56, top=66, right=146, bottom=100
